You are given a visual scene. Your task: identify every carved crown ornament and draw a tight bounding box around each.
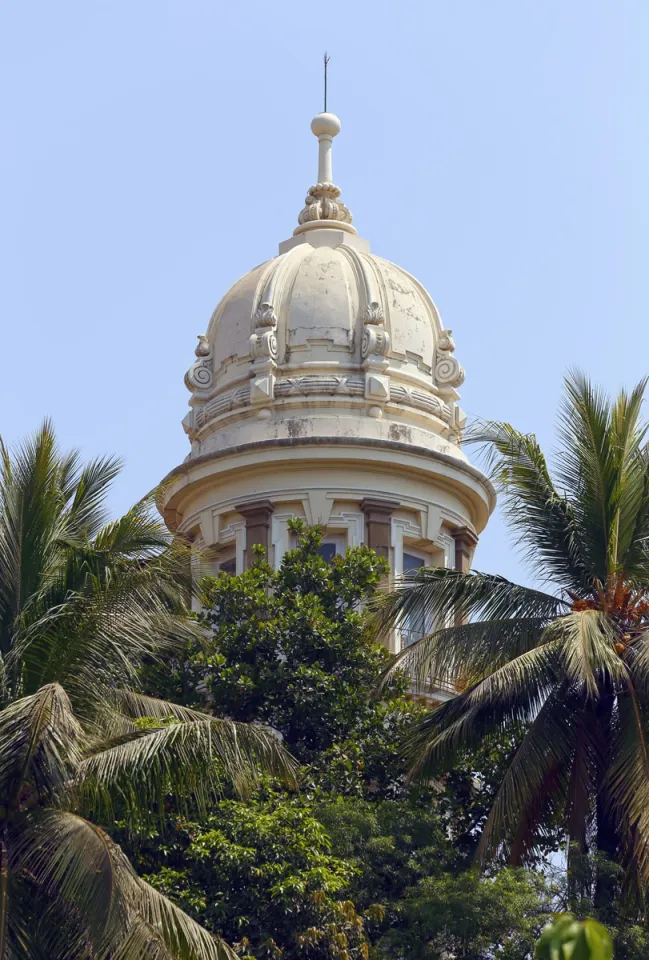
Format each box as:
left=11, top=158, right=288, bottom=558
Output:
left=297, top=181, right=353, bottom=229
left=184, top=334, right=214, bottom=392
left=434, top=328, right=465, bottom=389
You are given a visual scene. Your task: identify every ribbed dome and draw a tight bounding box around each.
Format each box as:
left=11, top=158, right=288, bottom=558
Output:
left=181, top=113, right=468, bottom=466
left=206, top=237, right=457, bottom=381
left=182, top=225, right=467, bottom=458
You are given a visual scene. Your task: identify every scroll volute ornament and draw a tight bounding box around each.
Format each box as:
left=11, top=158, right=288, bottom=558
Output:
left=361, top=301, right=390, bottom=360
left=434, top=328, right=465, bottom=388
left=185, top=334, right=214, bottom=392
left=249, top=302, right=279, bottom=361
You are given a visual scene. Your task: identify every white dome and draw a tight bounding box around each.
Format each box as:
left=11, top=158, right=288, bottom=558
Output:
left=161, top=112, right=494, bottom=569
left=183, top=225, right=467, bottom=460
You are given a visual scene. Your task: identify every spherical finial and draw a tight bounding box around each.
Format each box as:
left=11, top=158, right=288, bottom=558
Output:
left=311, top=112, right=341, bottom=138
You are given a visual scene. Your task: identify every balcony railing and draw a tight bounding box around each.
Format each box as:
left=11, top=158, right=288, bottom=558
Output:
left=398, top=627, right=457, bottom=700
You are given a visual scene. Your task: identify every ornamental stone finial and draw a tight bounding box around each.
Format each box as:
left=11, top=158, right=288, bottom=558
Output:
left=294, top=113, right=356, bottom=236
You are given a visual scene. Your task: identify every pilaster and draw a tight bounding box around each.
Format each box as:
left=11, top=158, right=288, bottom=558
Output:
left=236, top=499, right=275, bottom=567
left=360, top=498, right=401, bottom=562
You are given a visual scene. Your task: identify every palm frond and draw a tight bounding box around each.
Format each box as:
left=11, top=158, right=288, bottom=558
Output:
left=109, top=840, right=236, bottom=960
left=92, top=498, right=172, bottom=559
left=626, top=628, right=649, bottom=700
left=556, top=372, right=649, bottom=580
left=9, top=569, right=201, bottom=711
left=604, top=684, right=649, bottom=888
left=620, top=455, right=649, bottom=581
left=403, top=641, right=562, bottom=779
left=564, top=707, right=599, bottom=852
left=0, top=421, right=68, bottom=655
left=13, top=811, right=236, bottom=960
left=372, top=567, right=565, bottom=640
left=466, top=418, right=590, bottom=590
left=0, top=684, right=82, bottom=807
left=78, top=707, right=297, bottom=821
left=64, top=454, right=123, bottom=540
left=7, top=871, right=94, bottom=960
left=12, top=810, right=124, bottom=948
left=382, top=615, right=550, bottom=690
left=547, top=610, right=627, bottom=699
left=476, top=686, right=577, bottom=864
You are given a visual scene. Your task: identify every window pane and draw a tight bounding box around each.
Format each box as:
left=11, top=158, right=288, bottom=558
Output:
left=403, top=552, right=426, bottom=572
left=402, top=554, right=427, bottom=645
left=219, top=556, right=237, bottom=575
left=317, top=543, right=337, bottom=563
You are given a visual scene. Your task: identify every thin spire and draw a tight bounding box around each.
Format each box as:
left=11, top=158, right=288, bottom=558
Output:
left=323, top=52, right=330, bottom=112
left=293, top=109, right=355, bottom=236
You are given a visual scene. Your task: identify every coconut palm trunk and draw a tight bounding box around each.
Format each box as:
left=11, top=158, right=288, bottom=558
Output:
left=0, top=825, right=9, bottom=960
left=376, top=373, right=649, bottom=898
left=0, top=422, right=296, bottom=958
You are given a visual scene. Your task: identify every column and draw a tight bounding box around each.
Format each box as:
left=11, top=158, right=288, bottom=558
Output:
left=452, top=526, right=478, bottom=628
left=360, top=498, right=400, bottom=563
left=236, top=500, right=275, bottom=568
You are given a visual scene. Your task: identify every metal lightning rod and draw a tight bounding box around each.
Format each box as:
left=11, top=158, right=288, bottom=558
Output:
left=323, top=52, right=330, bottom=112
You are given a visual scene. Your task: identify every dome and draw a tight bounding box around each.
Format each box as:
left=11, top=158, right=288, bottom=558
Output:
left=182, top=229, right=467, bottom=459
left=160, top=111, right=494, bottom=595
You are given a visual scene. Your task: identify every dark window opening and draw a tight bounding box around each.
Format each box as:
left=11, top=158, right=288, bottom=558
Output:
left=219, top=556, right=237, bottom=575
left=317, top=543, right=337, bottom=563
left=402, top=553, right=427, bottom=646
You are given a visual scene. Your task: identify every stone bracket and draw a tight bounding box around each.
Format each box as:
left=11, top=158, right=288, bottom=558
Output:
left=453, top=525, right=478, bottom=572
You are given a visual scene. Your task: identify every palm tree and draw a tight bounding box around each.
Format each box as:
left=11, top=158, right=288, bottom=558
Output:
left=376, top=373, right=649, bottom=901
left=0, top=422, right=295, bottom=959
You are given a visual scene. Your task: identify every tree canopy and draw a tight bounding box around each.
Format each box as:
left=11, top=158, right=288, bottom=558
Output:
left=135, top=524, right=563, bottom=959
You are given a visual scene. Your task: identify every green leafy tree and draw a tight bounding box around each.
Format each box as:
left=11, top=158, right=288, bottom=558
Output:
left=377, top=373, right=649, bottom=901
left=0, top=423, right=294, bottom=959
left=125, top=790, right=560, bottom=960
left=316, top=796, right=561, bottom=958
left=378, top=868, right=555, bottom=960
left=314, top=796, right=456, bottom=908
left=126, top=793, right=371, bottom=960
left=166, top=522, right=420, bottom=794
left=314, top=737, right=558, bottom=916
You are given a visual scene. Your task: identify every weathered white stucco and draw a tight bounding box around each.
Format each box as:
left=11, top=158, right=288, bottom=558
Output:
left=160, top=111, right=495, bottom=625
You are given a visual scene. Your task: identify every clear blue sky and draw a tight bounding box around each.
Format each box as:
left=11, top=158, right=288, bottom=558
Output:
left=1, top=0, right=648, bottom=585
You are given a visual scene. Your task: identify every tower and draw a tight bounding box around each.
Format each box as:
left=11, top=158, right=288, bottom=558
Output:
left=159, top=111, right=495, bottom=648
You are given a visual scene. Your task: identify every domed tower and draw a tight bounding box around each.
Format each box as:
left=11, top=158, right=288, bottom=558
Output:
left=160, top=112, right=495, bottom=644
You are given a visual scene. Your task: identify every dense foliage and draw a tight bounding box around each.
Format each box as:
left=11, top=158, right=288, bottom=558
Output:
left=12, top=373, right=649, bottom=957
left=123, top=794, right=370, bottom=960
left=134, top=525, right=568, bottom=958
left=150, top=522, right=420, bottom=794
left=125, top=788, right=560, bottom=960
